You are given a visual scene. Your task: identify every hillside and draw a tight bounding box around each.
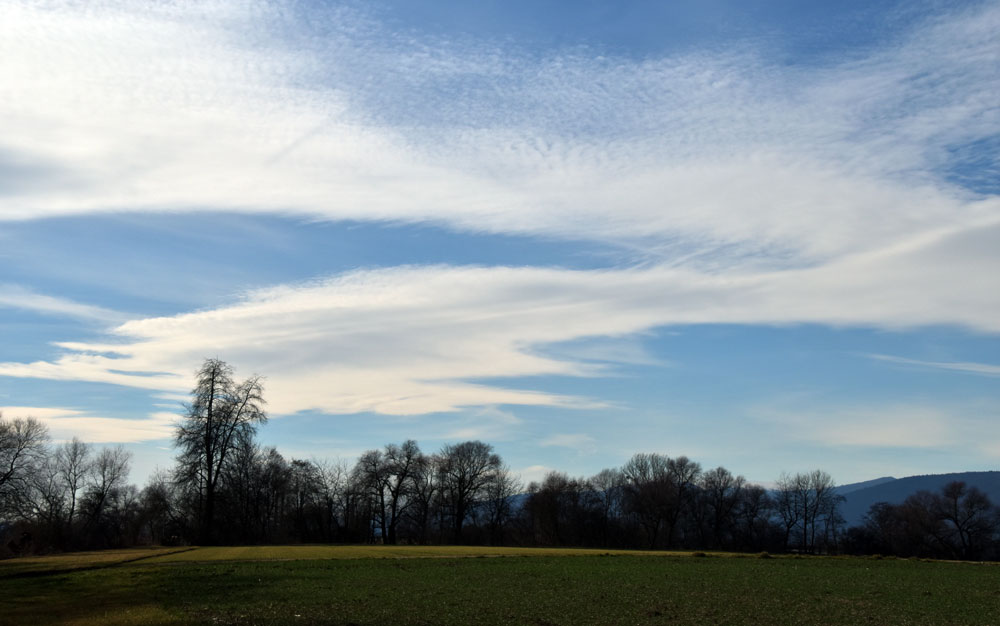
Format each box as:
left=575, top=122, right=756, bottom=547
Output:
left=839, top=471, right=1000, bottom=527
left=835, top=476, right=897, bottom=495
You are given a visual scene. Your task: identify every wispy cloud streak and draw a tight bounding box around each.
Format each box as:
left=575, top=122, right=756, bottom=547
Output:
left=868, top=354, right=1000, bottom=377
left=0, top=284, right=126, bottom=323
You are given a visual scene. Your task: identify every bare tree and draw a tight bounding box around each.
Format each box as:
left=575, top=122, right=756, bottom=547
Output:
left=175, top=358, right=266, bottom=543
left=620, top=453, right=702, bottom=548
left=405, top=453, right=439, bottom=544
left=437, top=440, right=502, bottom=543
left=315, top=458, right=350, bottom=540
left=352, top=449, right=390, bottom=543
left=695, top=466, right=745, bottom=549
left=86, top=446, right=132, bottom=520
left=665, top=456, right=701, bottom=547
left=588, top=468, right=624, bottom=547
left=381, top=440, right=422, bottom=544
left=621, top=453, right=671, bottom=548
left=527, top=471, right=590, bottom=546
left=734, top=484, right=773, bottom=551
left=79, top=445, right=132, bottom=547
left=139, top=469, right=182, bottom=545
left=481, top=464, right=521, bottom=545
left=898, top=490, right=945, bottom=556
left=0, top=413, right=49, bottom=519
left=859, top=482, right=999, bottom=560
left=26, top=455, right=66, bottom=540
left=773, top=473, right=802, bottom=550
left=288, top=459, right=324, bottom=540
left=774, top=470, right=842, bottom=553
left=56, top=437, right=92, bottom=541
left=259, top=447, right=291, bottom=542
left=935, top=481, right=998, bottom=560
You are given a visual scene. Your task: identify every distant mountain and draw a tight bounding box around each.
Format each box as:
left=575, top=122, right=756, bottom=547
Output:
left=835, top=476, right=897, bottom=495
left=507, top=472, right=1000, bottom=529
left=839, top=471, right=1000, bottom=527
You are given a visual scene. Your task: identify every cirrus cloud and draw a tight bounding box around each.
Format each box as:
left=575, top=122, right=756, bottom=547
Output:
left=0, top=0, right=996, bottom=270
left=0, top=406, right=176, bottom=443
left=1, top=214, right=996, bottom=417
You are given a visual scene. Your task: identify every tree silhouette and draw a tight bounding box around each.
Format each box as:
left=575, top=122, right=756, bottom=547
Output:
left=175, top=358, right=265, bottom=544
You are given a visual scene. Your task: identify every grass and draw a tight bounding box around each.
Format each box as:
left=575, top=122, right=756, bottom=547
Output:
left=0, top=546, right=192, bottom=577
left=2, top=546, right=998, bottom=625
left=140, top=544, right=701, bottom=563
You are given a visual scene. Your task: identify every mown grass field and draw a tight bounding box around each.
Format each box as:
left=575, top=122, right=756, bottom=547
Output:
left=2, top=546, right=997, bottom=625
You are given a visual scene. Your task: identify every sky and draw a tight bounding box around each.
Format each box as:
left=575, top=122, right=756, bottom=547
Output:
left=1, top=0, right=998, bottom=487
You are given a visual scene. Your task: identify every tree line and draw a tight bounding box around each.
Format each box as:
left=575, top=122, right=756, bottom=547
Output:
left=3, top=359, right=999, bottom=560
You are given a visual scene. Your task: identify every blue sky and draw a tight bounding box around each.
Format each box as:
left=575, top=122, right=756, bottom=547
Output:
left=1, top=0, right=998, bottom=486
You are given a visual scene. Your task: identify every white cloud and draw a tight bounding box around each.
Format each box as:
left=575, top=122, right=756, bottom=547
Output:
left=0, top=284, right=125, bottom=322
left=867, top=354, right=1000, bottom=377
left=0, top=2, right=998, bottom=422
left=1, top=406, right=82, bottom=421
left=0, top=406, right=177, bottom=443
left=0, top=0, right=996, bottom=269
left=0, top=212, right=994, bottom=417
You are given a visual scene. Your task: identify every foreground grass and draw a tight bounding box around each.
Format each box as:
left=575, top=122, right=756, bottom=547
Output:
left=2, top=547, right=998, bottom=625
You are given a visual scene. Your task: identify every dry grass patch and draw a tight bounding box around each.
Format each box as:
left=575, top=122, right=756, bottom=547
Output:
left=143, top=544, right=697, bottom=563
left=0, top=546, right=190, bottom=577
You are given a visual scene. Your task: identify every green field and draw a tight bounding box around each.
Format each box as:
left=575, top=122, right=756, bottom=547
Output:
left=1, top=546, right=997, bottom=625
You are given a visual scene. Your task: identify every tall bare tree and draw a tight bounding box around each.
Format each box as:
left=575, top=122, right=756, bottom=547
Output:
left=0, top=413, right=49, bottom=520
left=175, top=358, right=266, bottom=543
left=734, top=484, right=772, bottom=551
left=665, top=456, right=701, bottom=547
left=56, top=437, right=92, bottom=541
left=381, top=440, right=422, bottom=544
left=437, top=440, right=502, bottom=543
left=481, top=464, right=520, bottom=545
left=315, top=458, right=350, bottom=540
left=621, top=453, right=671, bottom=548
left=26, top=455, right=65, bottom=539
left=694, top=466, right=745, bottom=549
left=85, top=446, right=132, bottom=521
left=405, top=453, right=439, bottom=544
left=588, top=468, right=624, bottom=547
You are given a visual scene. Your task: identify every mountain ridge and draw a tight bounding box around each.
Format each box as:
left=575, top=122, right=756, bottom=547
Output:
left=838, top=471, right=1000, bottom=526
